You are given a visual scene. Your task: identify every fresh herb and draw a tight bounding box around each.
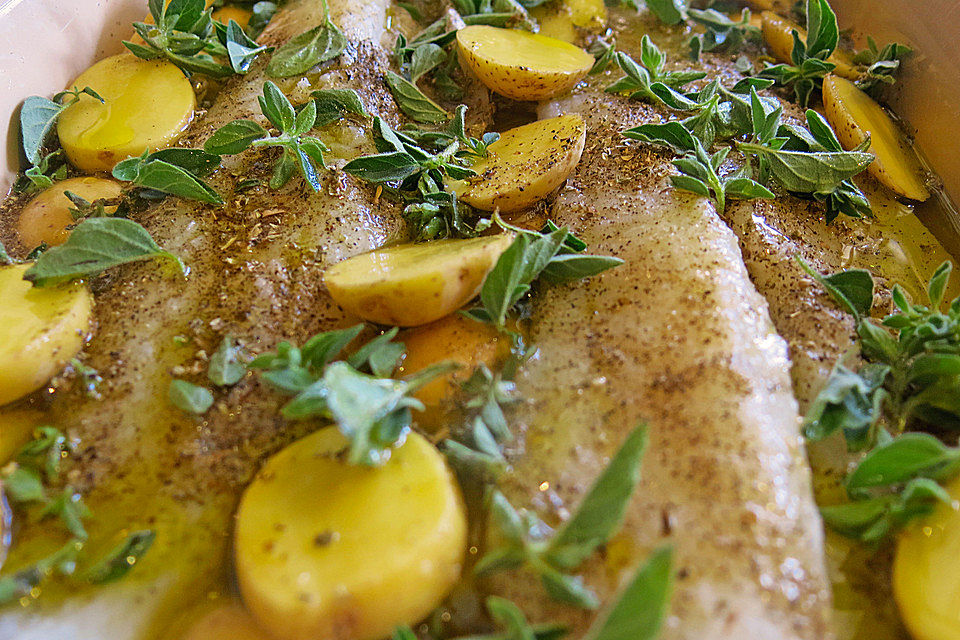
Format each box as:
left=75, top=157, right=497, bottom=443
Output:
left=394, top=596, right=566, bottom=640
left=0, top=240, right=12, bottom=265
left=645, top=0, right=687, bottom=25
left=83, top=530, right=156, bottom=584
left=205, top=81, right=330, bottom=190
left=758, top=0, right=839, bottom=106
left=588, top=36, right=618, bottom=75
left=246, top=1, right=277, bottom=39
left=687, top=8, right=760, bottom=60
left=17, top=150, right=69, bottom=195
left=208, top=335, right=247, bottom=386
left=112, top=149, right=224, bottom=204
left=310, top=88, right=370, bottom=127
left=125, top=0, right=257, bottom=78
left=168, top=379, right=215, bottom=414
left=250, top=325, right=454, bottom=466
left=0, top=539, right=84, bottom=606
left=23, top=217, right=184, bottom=287
left=475, top=425, right=648, bottom=609
left=71, top=358, right=103, bottom=399
left=19, top=87, right=103, bottom=165
left=451, top=0, right=535, bottom=29
left=465, top=218, right=623, bottom=330
left=852, top=37, right=912, bottom=96
left=670, top=137, right=774, bottom=213
left=384, top=70, right=450, bottom=124
left=581, top=546, right=674, bottom=640
left=265, top=0, right=346, bottom=78
left=804, top=261, right=960, bottom=541
left=605, top=36, right=707, bottom=110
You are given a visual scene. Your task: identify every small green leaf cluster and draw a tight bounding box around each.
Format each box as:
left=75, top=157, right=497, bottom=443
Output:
left=265, top=0, right=346, bottom=78
left=125, top=0, right=271, bottom=77
left=474, top=426, right=651, bottom=609
left=803, top=260, right=960, bottom=541
left=342, top=112, right=492, bottom=240
left=394, top=595, right=567, bottom=640
left=605, top=35, right=707, bottom=109
left=205, top=82, right=333, bottom=191
left=758, top=0, right=839, bottom=106
left=852, top=37, right=913, bottom=96
left=687, top=8, right=761, bottom=60
left=15, top=151, right=69, bottom=196
left=464, top=217, right=623, bottom=330
left=624, top=80, right=873, bottom=217
left=169, top=336, right=249, bottom=414
left=0, top=429, right=156, bottom=603
left=392, top=14, right=464, bottom=103
left=451, top=0, right=536, bottom=29
left=249, top=325, right=453, bottom=466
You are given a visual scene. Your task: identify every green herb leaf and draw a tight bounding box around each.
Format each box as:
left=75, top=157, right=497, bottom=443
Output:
left=547, top=425, right=648, bottom=568
left=384, top=71, right=449, bottom=124
left=846, top=432, right=960, bottom=490
left=168, top=379, right=214, bottom=414
left=645, top=0, right=687, bottom=25
left=112, top=152, right=224, bottom=204
left=208, top=335, right=247, bottom=386
left=204, top=119, right=268, bottom=154
left=582, top=546, right=674, bottom=640
left=266, top=20, right=346, bottom=78
left=796, top=257, right=874, bottom=320
left=41, top=487, right=91, bottom=540
left=23, top=217, right=184, bottom=287
left=821, top=477, right=950, bottom=542
left=311, top=88, right=370, bottom=127
left=20, top=96, right=64, bottom=165
left=84, top=530, right=155, bottom=584
left=223, top=19, right=269, bottom=73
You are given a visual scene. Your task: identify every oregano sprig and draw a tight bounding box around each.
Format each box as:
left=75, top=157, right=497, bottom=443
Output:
left=265, top=0, right=346, bottom=78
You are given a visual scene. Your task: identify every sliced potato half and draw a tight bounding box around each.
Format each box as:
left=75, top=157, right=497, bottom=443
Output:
left=235, top=428, right=467, bottom=640
left=0, top=264, right=92, bottom=406
left=450, top=114, right=586, bottom=212
left=893, top=475, right=960, bottom=640
left=18, top=177, right=122, bottom=248
left=58, top=54, right=195, bottom=172
left=760, top=11, right=858, bottom=80
left=456, top=25, right=594, bottom=101
left=323, top=235, right=513, bottom=327
left=823, top=74, right=929, bottom=201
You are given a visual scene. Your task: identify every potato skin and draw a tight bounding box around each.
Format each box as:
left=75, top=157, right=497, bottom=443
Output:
left=235, top=428, right=467, bottom=640
left=760, top=11, right=859, bottom=80
left=0, top=264, right=92, bottom=407
left=823, top=74, right=929, bottom=202
left=452, top=114, right=586, bottom=212
left=323, top=235, right=513, bottom=327
left=456, top=26, right=594, bottom=101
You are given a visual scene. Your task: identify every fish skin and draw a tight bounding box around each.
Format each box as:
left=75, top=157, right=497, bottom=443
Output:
left=490, top=39, right=832, bottom=640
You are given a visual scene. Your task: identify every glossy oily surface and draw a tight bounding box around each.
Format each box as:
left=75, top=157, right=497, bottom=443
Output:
left=18, top=177, right=122, bottom=247
left=57, top=54, right=195, bottom=171
left=235, top=428, right=467, bottom=640
left=0, top=264, right=91, bottom=406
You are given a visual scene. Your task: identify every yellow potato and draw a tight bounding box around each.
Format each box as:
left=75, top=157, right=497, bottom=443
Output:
left=456, top=25, right=594, bottom=101
left=0, top=264, right=92, bottom=407
left=213, top=5, right=252, bottom=29
left=400, top=314, right=509, bottom=430
left=235, top=427, right=467, bottom=640
left=180, top=603, right=272, bottom=640
left=450, top=114, right=586, bottom=212
left=823, top=74, right=929, bottom=201
left=760, top=11, right=859, bottom=80
left=530, top=4, right=578, bottom=44
left=18, top=177, right=122, bottom=248
left=893, top=475, right=960, bottom=640
left=323, top=235, right=513, bottom=327
left=58, top=54, right=196, bottom=172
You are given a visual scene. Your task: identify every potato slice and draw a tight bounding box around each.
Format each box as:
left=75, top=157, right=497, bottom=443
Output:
left=323, top=235, right=513, bottom=327
left=456, top=25, right=594, bottom=101
left=18, top=177, right=122, bottom=248
left=450, top=115, right=586, bottom=212
left=400, top=314, right=509, bottom=430
left=0, top=264, right=92, bottom=407
left=58, top=54, right=196, bottom=172
left=760, top=11, right=859, bottom=80
left=823, top=74, right=929, bottom=201
left=235, top=428, right=467, bottom=640
left=893, top=475, right=960, bottom=640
